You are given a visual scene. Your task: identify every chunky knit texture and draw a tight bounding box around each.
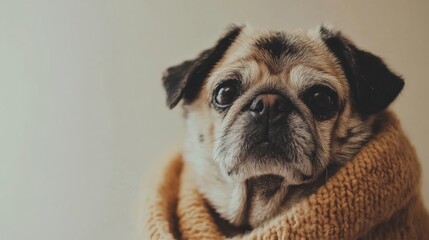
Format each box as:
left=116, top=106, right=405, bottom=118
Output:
left=143, top=111, right=429, bottom=239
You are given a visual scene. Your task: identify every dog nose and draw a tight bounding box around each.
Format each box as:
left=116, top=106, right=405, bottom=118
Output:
left=249, top=94, right=292, bottom=123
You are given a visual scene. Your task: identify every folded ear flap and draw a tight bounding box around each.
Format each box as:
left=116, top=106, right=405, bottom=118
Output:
left=162, top=25, right=243, bottom=109
left=320, top=26, right=404, bottom=115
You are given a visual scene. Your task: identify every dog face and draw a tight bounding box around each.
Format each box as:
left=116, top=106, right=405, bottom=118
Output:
left=162, top=25, right=404, bottom=227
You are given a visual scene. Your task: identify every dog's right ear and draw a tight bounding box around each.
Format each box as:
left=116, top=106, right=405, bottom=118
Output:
left=320, top=26, right=404, bottom=115
left=162, top=25, right=243, bottom=109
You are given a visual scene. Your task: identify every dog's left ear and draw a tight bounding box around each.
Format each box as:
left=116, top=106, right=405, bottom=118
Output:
left=162, top=25, right=243, bottom=109
left=320, top=26, right=404, bottom=115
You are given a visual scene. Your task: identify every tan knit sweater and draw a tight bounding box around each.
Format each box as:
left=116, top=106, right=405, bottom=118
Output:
left=143, top=111, right=429, bottom=239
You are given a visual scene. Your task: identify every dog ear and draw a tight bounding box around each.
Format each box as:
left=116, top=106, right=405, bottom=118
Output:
left=162, top=25, right=243, bottom=109
left=320, top=26, right=404, bottom=115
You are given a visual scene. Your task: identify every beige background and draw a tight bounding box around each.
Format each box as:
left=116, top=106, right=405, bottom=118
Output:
left=1, top=1, right=428, bottom=239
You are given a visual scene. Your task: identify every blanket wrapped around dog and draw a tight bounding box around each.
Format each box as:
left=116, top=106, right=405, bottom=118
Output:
left=143, top=111, right=429, bottom=239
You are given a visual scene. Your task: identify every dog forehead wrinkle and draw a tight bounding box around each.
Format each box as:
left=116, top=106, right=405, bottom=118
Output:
left=250, top=32, right=309, bottom=75
left=254, top=32, right=298, bottom=59
left=208, top=58, right=260, bottom=94
left=288, top=65, right=343, bottom=94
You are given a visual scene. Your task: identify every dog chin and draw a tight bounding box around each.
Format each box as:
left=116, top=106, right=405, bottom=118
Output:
left=248, top=141, right=288, bottom=160
left=224, top=148, right=313, bottom=184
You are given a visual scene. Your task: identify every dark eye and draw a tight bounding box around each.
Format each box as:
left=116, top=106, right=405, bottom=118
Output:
left=304, top=85, right=339, bottom=120
left=213, top=80, right=240, bottom=108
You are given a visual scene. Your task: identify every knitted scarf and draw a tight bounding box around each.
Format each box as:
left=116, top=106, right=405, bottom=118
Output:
left=143, top=111, right=429, bottom=239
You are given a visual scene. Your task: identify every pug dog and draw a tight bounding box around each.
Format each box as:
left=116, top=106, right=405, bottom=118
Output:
left=161, top=25, right=404, bottom=233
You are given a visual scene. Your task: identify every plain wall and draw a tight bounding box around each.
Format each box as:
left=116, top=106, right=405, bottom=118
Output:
left=1, top=1, right=428, bottom=239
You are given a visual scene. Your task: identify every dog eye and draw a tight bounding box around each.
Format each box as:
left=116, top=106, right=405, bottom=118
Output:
left=213, top=80, right=240, bottom=108
left=304, top=85, right=338, bottom=120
